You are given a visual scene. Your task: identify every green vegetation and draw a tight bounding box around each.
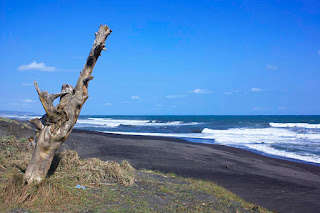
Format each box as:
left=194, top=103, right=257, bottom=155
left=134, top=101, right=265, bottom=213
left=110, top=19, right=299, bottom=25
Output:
left=0, top=117, right=31, bottom=129
left=0, top=135, right=269, bottom=212
left=0, top=117, right=19, bottom=124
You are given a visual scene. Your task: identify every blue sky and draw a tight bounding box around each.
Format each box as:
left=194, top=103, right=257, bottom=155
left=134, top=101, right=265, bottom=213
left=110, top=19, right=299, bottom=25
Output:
left=1, top=0, right=320, bottom=115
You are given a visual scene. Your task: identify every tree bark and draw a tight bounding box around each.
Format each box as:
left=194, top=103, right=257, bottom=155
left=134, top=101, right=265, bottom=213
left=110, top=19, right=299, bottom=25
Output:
left=24, top=25, right=112, bottom=184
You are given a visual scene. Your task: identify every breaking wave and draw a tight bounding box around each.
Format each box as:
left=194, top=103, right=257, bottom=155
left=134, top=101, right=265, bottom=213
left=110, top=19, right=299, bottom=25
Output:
left=76, top=117, right=199, bottom=128
left=269, top=122, right=320, bottom=129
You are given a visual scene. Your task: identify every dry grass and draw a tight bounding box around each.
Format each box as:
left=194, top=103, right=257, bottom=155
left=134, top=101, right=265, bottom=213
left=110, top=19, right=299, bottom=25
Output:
left=0, top=136, right=135, bottom=211
left=53, top=150, right=135, bottom=186
left=0, top=136, right=33, bottom=172
left=0, top=169, right=84, bottom=210
left=0, top=117, right=20, bottom=124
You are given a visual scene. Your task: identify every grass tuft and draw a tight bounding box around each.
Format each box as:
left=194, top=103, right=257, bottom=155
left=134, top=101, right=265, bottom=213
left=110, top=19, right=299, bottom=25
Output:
left=0, top=169, right=84, bottom=210
left=53, top=150, right=135, bottom=186
left=0, top=136, right=135, bottom=211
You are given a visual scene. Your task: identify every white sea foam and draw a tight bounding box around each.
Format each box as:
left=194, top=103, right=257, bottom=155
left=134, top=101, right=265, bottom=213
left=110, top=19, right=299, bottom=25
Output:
left=201, top=128, right=301, bottom=144
left=269, top=122, right=320, bottom=129
left=76, top=118, right=150, bottom=127
left=245, top=144, right=320, bottom=164
left=102, top=131, right=213, bottom=139
left=76, top=118, right=198, bottom=127
left=201, top=127, right=320, bottom=164
left=0, top=114, right=40, bottom=120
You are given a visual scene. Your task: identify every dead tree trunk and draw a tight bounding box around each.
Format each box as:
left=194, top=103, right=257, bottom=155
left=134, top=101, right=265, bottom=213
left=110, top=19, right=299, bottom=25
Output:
left=24, top=25, right=112, bottom=184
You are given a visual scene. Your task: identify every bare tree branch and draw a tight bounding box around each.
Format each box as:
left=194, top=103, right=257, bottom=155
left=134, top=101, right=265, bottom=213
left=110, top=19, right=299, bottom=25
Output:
left=24, top=25, right=112, bottom=184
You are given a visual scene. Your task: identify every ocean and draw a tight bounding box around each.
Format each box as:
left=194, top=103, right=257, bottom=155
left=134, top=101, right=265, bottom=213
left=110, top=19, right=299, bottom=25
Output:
left=3, top=114, right=320, bottom=165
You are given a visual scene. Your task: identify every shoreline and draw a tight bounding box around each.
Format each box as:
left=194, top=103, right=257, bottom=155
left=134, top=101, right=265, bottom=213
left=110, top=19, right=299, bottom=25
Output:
left=102, top=130, right=320, bottom=167
left=72, top=128, right=320, bottom=171
left=8, top=115, right=320, bottom=166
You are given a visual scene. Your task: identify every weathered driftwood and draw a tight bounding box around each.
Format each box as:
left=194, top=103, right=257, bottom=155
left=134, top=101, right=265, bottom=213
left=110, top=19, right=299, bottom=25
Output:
left=24, top=25, right=112, bottom=184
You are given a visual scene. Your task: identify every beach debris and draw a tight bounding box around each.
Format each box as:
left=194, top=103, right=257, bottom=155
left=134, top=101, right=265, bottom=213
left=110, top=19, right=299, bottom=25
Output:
left=0, top=165, right=6, bottom=172
left=75, top=185, right=87, bottom=189
left=251, top=206, right=259, bottom=211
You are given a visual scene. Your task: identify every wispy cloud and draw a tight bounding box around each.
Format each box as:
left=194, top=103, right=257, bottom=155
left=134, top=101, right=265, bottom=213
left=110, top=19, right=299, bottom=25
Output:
left=224, top=89, right=240, bottom=95
left=165, top=95, right=187, bottom=99
left=192, top=89, right=212, bottom=94
left=131, top=96, right=140, bottom=100
left=18, top=61, right=56, bottom=72
left=22, top=99, right=35, bottom=103
left=104, top=103, right=112, bottom=106
left=251, top=88, right=263, bottom=92
left=266, top=65, right=279, bottom=71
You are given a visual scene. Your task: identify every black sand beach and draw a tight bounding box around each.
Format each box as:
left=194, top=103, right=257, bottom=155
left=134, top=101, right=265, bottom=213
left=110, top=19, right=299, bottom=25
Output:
left=2, top=120, right=320, bottom=212
left=62, top=129, right=320, bottom=213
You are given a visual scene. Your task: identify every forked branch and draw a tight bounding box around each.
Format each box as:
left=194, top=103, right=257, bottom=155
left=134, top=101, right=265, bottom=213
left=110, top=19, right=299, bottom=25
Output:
left=33, top=81, right=68, bottom=118
left=24, top=25, right=112, bottom=184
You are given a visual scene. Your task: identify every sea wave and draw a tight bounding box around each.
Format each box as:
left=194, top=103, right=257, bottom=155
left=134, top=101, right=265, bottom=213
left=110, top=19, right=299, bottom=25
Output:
left=0, top=114, right=40, bottom=120
left=76, top=117, right=199, bottom=128
left=201, top=127, right=320, bottom=142
left=269, top=122, right=320, bottom=129
left=102, top=131, right=216, bottom=142
left=245, top=144, right=320, bottom=164
left=201, top=128, right=299, bottom=144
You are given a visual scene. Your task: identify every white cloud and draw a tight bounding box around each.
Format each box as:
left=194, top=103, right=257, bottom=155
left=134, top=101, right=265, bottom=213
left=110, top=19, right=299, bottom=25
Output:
left=224, top=89, right=240, bottom=95
left=251, top=88, right=263, bottom=92
left=104, top=103, right=112, bottom=106
left=22, top=99, right=35, bottom=103
left=131, top=96, right=140, bottom=100
left=123, top=101, right=131, bottom=104
left=18, top=61, right=56, bottom=72
left=165, top=95, right=187, bottom=99
left=266, top=65, right=279, bottom=71
left=192, top=89, right=211, bottom=94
